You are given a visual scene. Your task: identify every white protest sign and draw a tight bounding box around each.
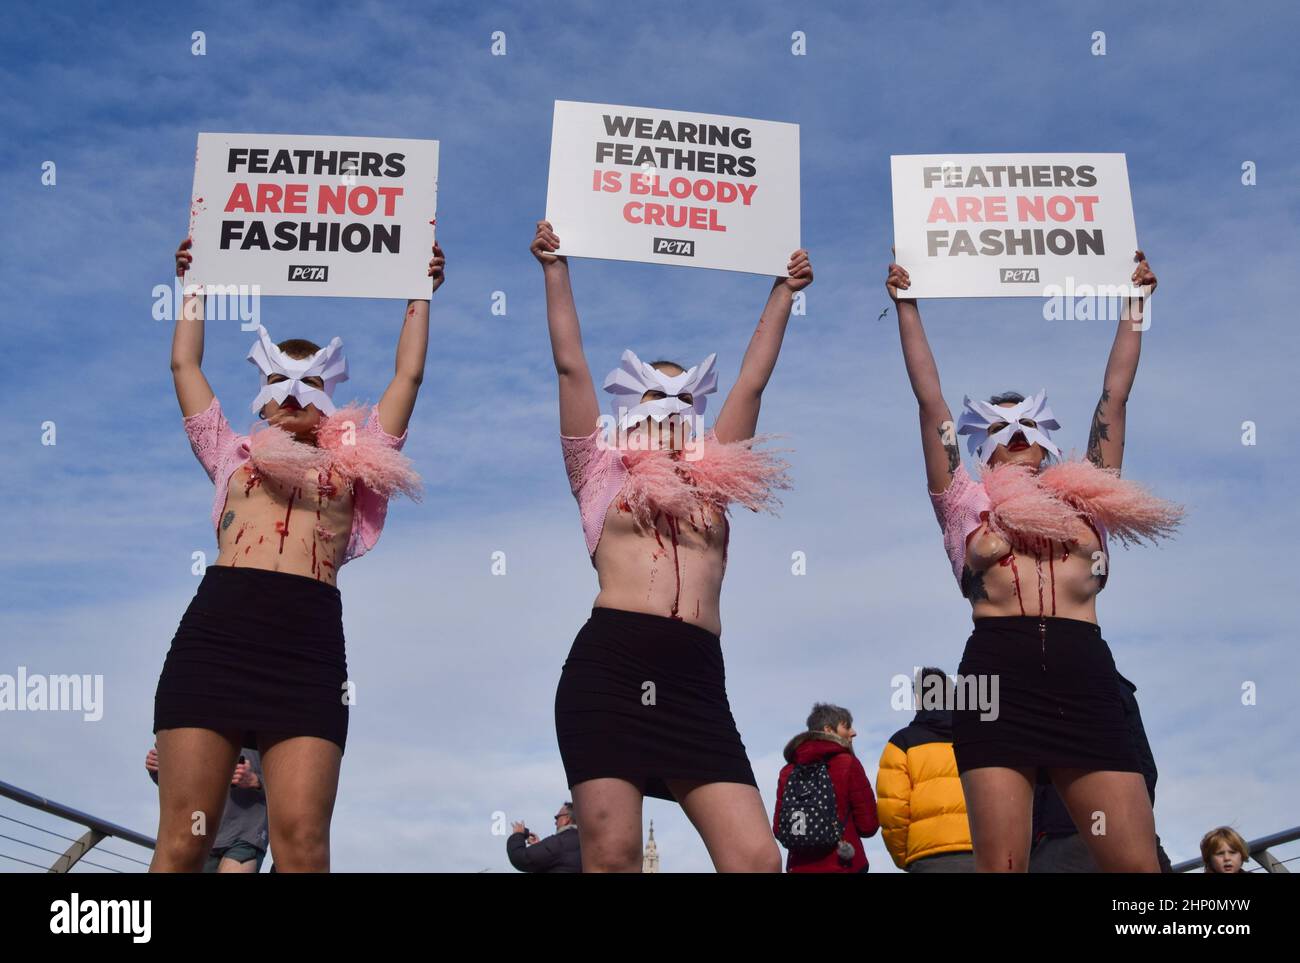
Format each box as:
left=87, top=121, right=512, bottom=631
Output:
left=188, top=132, right=438, bottom=299
left=890, top=153, right=1138, bottom=298
left=545, top=100, right=799, bottom=276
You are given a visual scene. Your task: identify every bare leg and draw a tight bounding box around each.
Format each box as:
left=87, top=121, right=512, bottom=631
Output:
left=258, top=734, right=342, bottom=872
left=666, top=779, right=781, bottom=873
left=959, top=766, right=1036, bottom=872
left=216, top=855, right=259, bottom=873
left=1050, top=768, right=1160, bottom=872
left=570, top=777, right=644, bottom=872
left=150, top=727, right=241, bottom=872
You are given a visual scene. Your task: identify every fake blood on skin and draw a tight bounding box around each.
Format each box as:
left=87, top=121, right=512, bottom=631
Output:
left=1034, top=548, right=1046, bottom=617
left=277, top=486, right=300, bottom=554
left=665, top=515, right=683, bottom=620
left=646, top=512, right=685, bottom=620
left=243, top=472, right=262, bottom=497
left=1047, top=542, right=1058, bottom=616
left=999, top=553, right=1026, bottom=617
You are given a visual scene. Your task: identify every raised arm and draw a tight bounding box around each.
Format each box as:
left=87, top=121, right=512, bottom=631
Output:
left=532, top=220, right=599, bottom=437
left=170, top=238, right=216, bottom=418
left=888, top=260, right=958, bottom=493
left=376, top=240, right=442, bottom=437
left=1087, top=251, right=1156, bottom=472
left=712, top=249, right=813, bottom=444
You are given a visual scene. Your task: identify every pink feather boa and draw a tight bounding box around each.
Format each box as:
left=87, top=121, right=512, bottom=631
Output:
left=617, top=433, right=792, bottom=533
left=981, top=458, right=1182, bottom=548
left=247, top=404, right=422, bottom=501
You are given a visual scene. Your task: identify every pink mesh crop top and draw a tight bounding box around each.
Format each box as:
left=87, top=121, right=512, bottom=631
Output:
left=929, top=463, right=1110, bottom=594
left=183, top=396, right=407, bottom=566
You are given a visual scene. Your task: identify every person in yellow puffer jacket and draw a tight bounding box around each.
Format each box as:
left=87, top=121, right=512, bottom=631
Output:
left=876, top=667, right=974, bottom=872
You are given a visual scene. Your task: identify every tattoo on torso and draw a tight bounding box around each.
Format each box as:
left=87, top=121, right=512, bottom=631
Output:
left=221, top=510, right=236, bottom=531
left=961, top=566, right=990, bottom=601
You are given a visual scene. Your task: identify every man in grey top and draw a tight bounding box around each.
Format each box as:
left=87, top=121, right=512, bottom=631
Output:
left=146, top=745, right=269, bottom=873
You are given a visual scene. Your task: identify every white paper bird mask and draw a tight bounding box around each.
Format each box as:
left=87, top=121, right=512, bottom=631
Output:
left=247, top=325, right=349, bottom=416
left=956, top=389, right=1061, bottom=464
left=602, top=349, right=719, bottom=431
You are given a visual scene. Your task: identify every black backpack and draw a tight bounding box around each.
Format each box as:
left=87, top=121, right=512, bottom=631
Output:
left=775, top=759, right=844, bottom=852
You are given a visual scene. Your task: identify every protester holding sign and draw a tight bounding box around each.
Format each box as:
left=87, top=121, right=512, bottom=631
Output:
left=885, top=248, right=1183, bottom=872
left=149, top=236, right=444, bottom=873
left=533, top=218, right=810, bottom=872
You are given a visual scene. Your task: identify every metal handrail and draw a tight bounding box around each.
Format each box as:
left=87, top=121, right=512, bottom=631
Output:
left=0, top=779, right=155, bottom=873
left=1, top=774, right=1293, bottom=874
left=1170, top=825, right=1299, bottom=873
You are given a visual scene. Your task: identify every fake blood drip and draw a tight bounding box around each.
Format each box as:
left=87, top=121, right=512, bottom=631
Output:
left=666, top=515, right=683, bottom=621
left=1047, top=542, right=1057, bottom=616
left=999, top=553, right=1026, bottom=617
left=1004, top=536, right=1062, bottom=618
left=277, top=486, right=300, bottom=554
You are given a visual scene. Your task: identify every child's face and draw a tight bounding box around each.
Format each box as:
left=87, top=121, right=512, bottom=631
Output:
left=1211, top=844, right=1243, bottom=873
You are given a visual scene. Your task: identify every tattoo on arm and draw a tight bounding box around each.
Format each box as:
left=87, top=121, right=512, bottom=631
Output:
left=961, top=566, right=990, bottom=601
left=937, top=425, right=960, bottom=475
left=1086, top=388, right=1110, bottom=468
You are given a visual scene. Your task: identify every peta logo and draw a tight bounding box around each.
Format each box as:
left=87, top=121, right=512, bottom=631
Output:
left=652, top=237, right=695, bottom=258
left=288, top=265, right=329, bottom=282
left=1000, top=268, right=1039, bottom=283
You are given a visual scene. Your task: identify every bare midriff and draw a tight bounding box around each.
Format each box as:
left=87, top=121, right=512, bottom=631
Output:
left=964, top=517, right=1105, bottom=624
left=591, top=497, right=728, bottom=637
left=213, top=463, right=353, bottom=586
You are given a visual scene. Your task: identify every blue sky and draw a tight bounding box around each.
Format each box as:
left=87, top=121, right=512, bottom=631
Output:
left=1, top=0, right=1298, bottom=872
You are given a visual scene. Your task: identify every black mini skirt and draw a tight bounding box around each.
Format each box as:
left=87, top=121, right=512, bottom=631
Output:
left=554, top=606, right=757, bottom=801
left=952, top=616, right=1141, bottom=781
left=153, top=564, right=349, bottom=752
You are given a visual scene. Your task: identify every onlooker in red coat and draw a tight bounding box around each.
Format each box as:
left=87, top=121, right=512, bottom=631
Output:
left=773, top=703, right=880, bottom=872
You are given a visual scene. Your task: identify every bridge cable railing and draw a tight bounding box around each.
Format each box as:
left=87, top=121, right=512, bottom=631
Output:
left=0, top=778, right=154, bottom=873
